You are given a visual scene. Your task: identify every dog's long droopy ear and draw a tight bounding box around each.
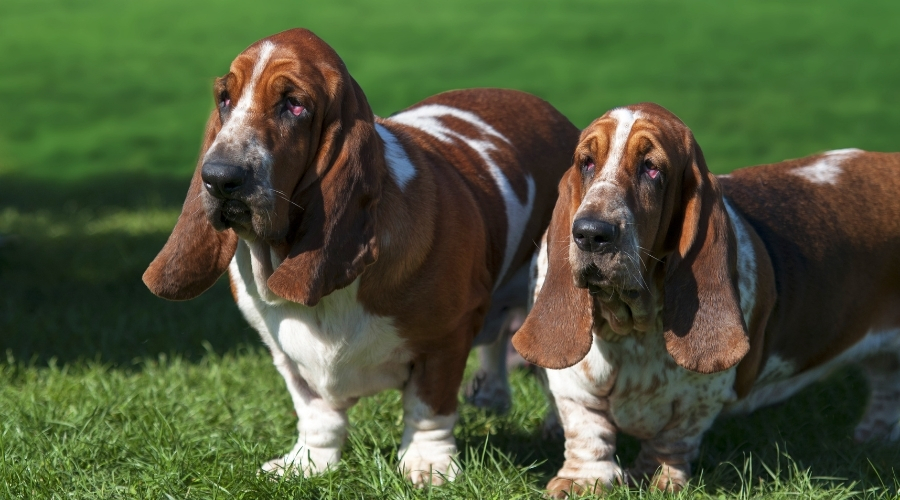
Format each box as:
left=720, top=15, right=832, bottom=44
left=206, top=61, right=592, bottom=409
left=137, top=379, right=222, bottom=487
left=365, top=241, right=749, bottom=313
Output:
left=663, top=139, right=748, bottom=373
left=512, top=169, right=594, bottom=369
left=267, top=75, right=381, bottom=306
left=143, top=112, right=238, bottom=300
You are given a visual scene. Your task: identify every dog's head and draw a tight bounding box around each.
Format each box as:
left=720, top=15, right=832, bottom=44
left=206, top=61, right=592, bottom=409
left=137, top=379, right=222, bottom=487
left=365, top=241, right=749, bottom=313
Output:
left=514, top=103, right=748, bottom=372
left=144, top=28, right=383, bottom=306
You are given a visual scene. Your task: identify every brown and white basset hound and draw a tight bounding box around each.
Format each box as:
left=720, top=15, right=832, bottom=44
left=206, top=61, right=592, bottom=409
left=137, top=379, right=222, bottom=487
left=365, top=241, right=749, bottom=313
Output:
left=513, top=102, right=900, bottom=495
left=142, top=28, right=578, bottom=485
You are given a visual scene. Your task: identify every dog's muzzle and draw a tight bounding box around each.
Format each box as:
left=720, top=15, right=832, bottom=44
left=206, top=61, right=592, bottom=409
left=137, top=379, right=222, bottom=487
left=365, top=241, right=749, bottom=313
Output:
left=201, top=161, right=254, bottom=229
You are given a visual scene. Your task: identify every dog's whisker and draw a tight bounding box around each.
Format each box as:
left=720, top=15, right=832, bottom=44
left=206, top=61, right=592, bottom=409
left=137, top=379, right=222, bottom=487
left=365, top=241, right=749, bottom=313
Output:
left=188, top=193, right=208, bottom=217
left=623, top=252, right=650, bottom=292
left=637, top=246, right=663, bottom=263
left=271, top=190, right=305, bottom=211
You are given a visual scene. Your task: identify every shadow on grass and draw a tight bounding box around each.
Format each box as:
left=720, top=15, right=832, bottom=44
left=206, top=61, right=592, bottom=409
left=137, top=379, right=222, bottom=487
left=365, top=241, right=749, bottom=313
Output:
left=695, top=368, right=900, bottom=494
left=0, top=172, right=257, bottom=366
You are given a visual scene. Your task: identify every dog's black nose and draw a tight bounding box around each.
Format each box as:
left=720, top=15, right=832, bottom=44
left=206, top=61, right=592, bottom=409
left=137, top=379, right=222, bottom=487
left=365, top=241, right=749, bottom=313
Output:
left=572, top=218, right=619, bottom=252
left=201, top=162, right=247, bottom=199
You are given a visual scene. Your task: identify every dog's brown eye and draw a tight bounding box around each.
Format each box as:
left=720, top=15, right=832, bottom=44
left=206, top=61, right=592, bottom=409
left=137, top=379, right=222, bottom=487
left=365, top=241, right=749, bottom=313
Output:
left=582, top=159, right=595, bottom=173
left=219, top=93, right=231, bottom=109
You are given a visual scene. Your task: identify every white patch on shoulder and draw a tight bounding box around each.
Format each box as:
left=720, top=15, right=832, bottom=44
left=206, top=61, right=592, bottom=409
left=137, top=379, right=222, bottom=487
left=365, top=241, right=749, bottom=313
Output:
left=790, top=148, right=861, bottom=185
left=726, top=328, right=900, bottom=415
left=387, top=104, right=534, bottom=285
left=374, top=122, right=416, bottom=190
left=723, top=198, right=757, bottom=326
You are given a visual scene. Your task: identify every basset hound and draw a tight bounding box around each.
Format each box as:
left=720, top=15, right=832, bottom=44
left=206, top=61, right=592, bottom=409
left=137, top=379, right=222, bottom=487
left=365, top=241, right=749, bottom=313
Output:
left=142, top=28, right=578, bottom=485
left=513, top=102, right=900, bottom=495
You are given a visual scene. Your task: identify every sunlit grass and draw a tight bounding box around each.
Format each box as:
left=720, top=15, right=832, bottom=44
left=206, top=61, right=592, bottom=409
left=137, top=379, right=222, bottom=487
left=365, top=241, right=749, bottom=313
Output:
left=2, top=0, right=900, bottom=497
left=3, top=352, right=899, bottom=498
left=0, top=207, right=179, bottom=238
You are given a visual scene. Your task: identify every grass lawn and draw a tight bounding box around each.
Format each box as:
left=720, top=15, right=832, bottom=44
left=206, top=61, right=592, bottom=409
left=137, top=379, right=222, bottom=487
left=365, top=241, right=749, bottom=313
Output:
left=2, top=0, right=900, bottom=497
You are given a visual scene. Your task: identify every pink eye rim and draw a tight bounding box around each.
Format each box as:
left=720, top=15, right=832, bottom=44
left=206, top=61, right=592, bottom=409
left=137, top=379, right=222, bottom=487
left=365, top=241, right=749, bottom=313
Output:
left=221, top=98, right=231, bottom=108
left=285, top=97, right=306, bottom=117
left=642, top=158, right=660, bottom=180
left=582, top=159, right=596, bottom=173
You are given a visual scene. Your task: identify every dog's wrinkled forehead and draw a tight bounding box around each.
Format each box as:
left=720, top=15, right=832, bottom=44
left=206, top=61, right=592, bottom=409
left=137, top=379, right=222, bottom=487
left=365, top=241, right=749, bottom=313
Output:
left=223, top=29, right=343, bottom=111
left=581, top=103, right=690, bottom=162
left=205, top=29, right=346, bottom=158
left=219, top=29, right=345, bottom=108
left=590, top=107, right=640, bottom=182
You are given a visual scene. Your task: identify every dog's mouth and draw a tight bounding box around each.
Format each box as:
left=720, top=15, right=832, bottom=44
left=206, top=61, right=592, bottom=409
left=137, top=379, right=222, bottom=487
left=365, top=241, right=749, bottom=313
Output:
left=221, top=199, right=252, bottom=224
left=576, top=263, right=637, bottom=296
left=204, top=190, right=289, bottom=243
left=206, top=197, right=257, bottom=237
left=576, top=264, right=656, bottom=336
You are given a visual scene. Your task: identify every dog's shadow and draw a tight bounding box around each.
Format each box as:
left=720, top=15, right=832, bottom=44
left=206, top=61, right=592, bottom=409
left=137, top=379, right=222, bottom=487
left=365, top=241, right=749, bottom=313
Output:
left=0, top=173, right=256, bottom=367
left=696, top=367, right=900, bottom=493
left=456, top=366, right=900, bottom=493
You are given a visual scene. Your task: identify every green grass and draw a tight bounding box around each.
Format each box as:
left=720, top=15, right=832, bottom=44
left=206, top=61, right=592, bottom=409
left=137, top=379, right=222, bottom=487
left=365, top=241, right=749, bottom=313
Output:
left=2, top=0, right=900, bottom=497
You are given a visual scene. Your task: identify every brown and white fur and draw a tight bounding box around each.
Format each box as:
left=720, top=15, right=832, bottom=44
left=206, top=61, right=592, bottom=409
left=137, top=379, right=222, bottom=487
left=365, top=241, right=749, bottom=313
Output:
left=142, top=28, right=579, bottom=485
left=513, top=102, right=900, bottom=496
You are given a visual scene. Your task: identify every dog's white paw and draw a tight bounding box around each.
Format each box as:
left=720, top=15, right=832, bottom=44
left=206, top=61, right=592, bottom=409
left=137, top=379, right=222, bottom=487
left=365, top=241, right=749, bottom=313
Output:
left=400, top=454, right=459, bottom=486
left=259, top=446, right=341, bottom=477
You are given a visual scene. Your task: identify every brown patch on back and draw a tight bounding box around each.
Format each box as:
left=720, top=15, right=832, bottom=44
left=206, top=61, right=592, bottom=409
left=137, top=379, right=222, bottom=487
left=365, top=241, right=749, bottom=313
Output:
left=357, top=89, right=581, bottom=412
left=720, top=152, right=900, bottom=374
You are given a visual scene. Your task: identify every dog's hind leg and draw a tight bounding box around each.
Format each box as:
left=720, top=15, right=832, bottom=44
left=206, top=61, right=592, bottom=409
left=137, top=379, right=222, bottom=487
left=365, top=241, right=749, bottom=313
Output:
left=854, top=350, right=900, bottom=442
left=465, top=265, right=529, bottom=413
left=465, top=324, right=516, bottom=413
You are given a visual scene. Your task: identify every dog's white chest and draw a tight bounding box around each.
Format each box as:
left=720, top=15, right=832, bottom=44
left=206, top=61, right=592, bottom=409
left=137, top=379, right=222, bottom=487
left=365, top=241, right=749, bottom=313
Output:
left=229, top=242, right=413, bottom=405
left=549, top=333, right=736, bottom=439
left=267, top=285, right=413, bottom=402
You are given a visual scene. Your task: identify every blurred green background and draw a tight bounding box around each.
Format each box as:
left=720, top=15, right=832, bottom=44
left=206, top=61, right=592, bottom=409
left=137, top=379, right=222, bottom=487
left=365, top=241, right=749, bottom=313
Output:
left=2, top=0, right=899, bottom=363
left=2, top=1, right=900, bottom=497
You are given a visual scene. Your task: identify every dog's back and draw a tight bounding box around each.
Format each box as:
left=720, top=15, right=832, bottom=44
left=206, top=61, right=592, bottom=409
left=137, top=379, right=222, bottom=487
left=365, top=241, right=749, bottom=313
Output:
left=720, top=150, right=900, bottom=424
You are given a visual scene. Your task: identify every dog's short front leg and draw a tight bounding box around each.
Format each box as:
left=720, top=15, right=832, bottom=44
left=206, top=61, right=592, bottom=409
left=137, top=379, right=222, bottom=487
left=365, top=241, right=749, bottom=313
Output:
left=261, top=353, right=349, bottom=476
left=399, top=348, right=468, bottom=486
left=628, top=408, right=720, bottom=491
left=546, top=396, right=623, bottom=498
left=629, top=439, right=699, bottom=491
